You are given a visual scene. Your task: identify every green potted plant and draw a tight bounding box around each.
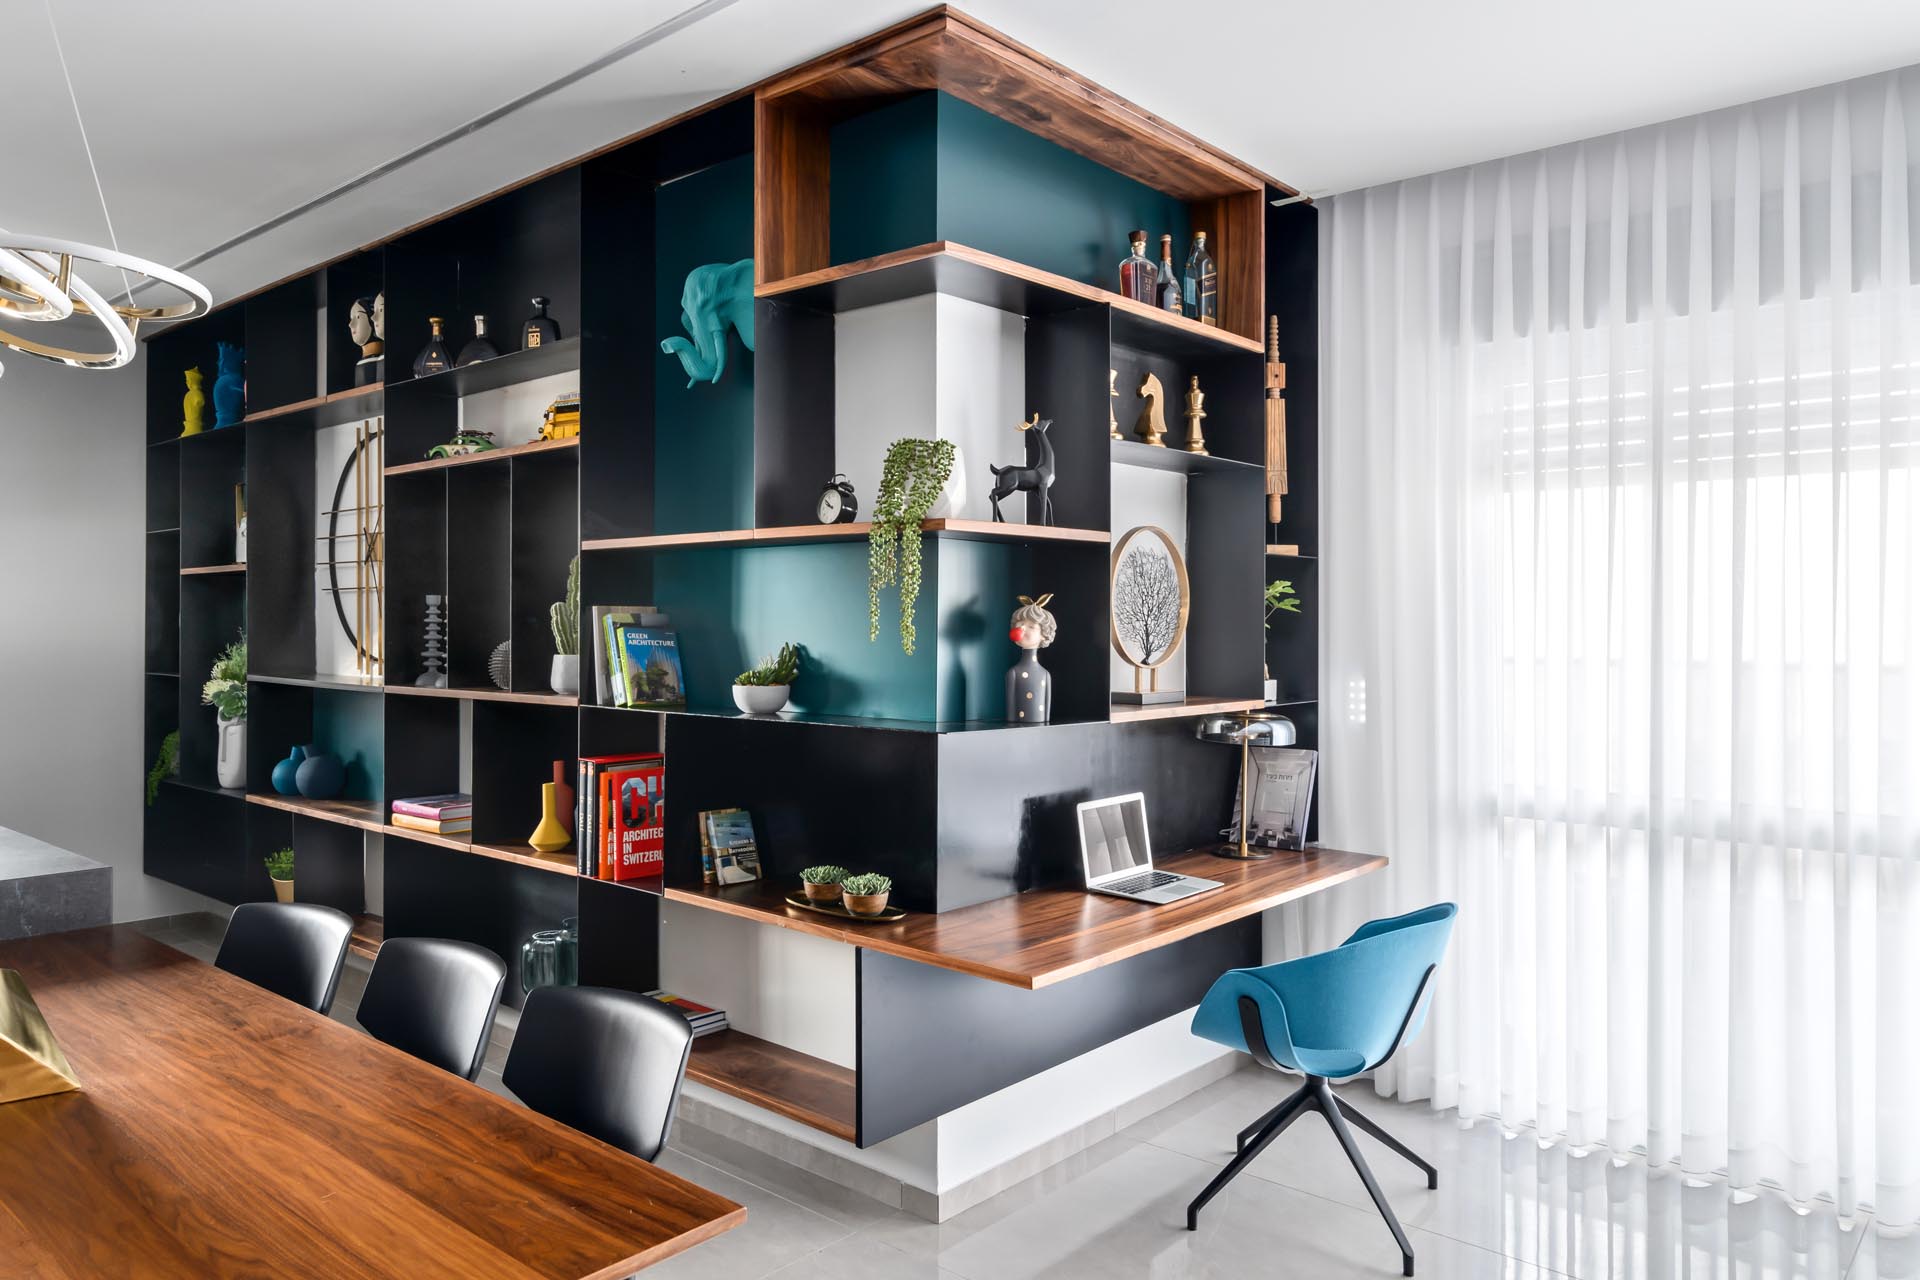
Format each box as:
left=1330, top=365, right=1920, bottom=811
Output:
left=1263, top=580, right=1300, bottom=703
left=798, top=864, right=849, bottom=904
left=145, top=730, right=179, bottom=806
left=202, top=638, right=247, bottom=790
left=841, top=872, right=892, bottom=917
left=733, top=642, right=799, bottom=714
left=868, top=438, right=958, bottom=655
left=550, top=555, right=580, bottom=695
left=263, top=847, right=295, bottom=904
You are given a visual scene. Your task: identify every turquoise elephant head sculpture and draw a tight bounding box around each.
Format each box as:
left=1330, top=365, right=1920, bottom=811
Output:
left=661, top=259, right=755, bottom=387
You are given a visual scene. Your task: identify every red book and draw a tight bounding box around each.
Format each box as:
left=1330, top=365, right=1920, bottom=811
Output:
left=579, top=753, right=658, bottom=879
left=605, top=760, right=665, bottom=882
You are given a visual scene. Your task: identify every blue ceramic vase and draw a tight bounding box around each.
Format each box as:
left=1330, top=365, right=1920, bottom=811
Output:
left=271, top=746, right=307, bottom=796
left=294, top=749, right=344, bottom=800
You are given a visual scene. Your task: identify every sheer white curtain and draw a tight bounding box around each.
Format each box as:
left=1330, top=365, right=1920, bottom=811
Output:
left=1311, top=69, right=1920, bottom=1222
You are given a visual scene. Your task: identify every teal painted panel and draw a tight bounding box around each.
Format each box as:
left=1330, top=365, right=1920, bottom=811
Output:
left=934, top=540, right=1020, bottom=724
left=933, top=94, right=1191, bottom=289
left=655, top=154, right=755, bottom=533
left=313, top=689, right=383, bottom=802
left=830, top=94, right=940, bottom=266
left=655, top=542, right=934, bottom=721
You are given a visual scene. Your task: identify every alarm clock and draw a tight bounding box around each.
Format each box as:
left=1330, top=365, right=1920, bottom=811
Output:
left=817, top=474, right=857, bottom=524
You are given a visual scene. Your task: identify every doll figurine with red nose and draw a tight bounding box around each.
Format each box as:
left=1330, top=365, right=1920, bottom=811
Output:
left=1006, top=593, right=1057, bottom=724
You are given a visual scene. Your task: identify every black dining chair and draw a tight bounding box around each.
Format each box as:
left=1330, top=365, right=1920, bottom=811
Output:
left=501, top=985, right=693, bottom=1162
left=213, top=902, right=354, bottom=1015
left=355, top=937, right=507, bottom=1081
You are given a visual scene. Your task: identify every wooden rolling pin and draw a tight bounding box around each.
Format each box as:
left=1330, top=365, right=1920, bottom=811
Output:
left=1265, top=315, right=1287, bottom=523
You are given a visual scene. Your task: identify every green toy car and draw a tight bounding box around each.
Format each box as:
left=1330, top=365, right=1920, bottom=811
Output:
left=425, top=430, right=498, bottom=460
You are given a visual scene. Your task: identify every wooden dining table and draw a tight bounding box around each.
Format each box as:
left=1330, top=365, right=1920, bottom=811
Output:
left=0, top=926, right=744, bottom=1279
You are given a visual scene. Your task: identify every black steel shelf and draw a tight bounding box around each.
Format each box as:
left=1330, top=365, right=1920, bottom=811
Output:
left=388, top=336, right=580, bottom=398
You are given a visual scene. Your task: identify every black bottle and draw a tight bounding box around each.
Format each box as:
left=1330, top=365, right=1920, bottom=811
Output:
left=455, top=314, right=499, bottom=367
left=521, top=296, right=560, bottom=349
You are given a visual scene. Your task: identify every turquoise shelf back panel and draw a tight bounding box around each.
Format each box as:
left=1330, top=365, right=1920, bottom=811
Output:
left=313, top=688, right=384, bottom=801
left=655, top=542, right=935, bottom=721
left=935, top=540, right=1020, bottom=724
left=655, top=153, right=756, bottom=534
left=829, top=92, right=1192, bottom=289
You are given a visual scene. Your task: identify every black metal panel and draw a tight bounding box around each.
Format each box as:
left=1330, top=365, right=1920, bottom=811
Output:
left=934, top=719, right=1242, bottom=911
left=383, top=471, right=447, bottom=687
left=145, top=532, right=180, bottom=673
left=753, top=299, right=836, bottom=528
left=383, top=837, right=577, bottom=1008
left=176, top=575, right=246, bottom=788
left=581, top=156, right=656, bottom=542
left=289, top=815, right=365, bottom=912
left=1184, top=465, right=1266, bottom=701
left=445, top=464, right=512, bottom=689
left=243, top=274, right=323, bottom=412
left=324, top=249, right=387, bottom=396
left=147, top=441, right=180, bottom=529
left=660, top=716, right=941, bottom=910
left=1265, top=555, right=1318, bottom=706
left=246, top=682, right=314, bottom=797
left=509, top=451, right=580, bottom=694
left=469, top=701, right=579, bottom=848
left=576, top=877, right=660, bottom=994
left=179, top=432, right=246, bottom=567
left=245, top=422, right=316, bottom=678
left=145, top=785, right=246, bottom=902
left=856, top=919, right=1258, bottom=1146
left=1264, top=199, right=1319, bottom=556
left=1022, top=303, right=1110, bottom=531
left=382, top=695, right=460, bottom=809
left=1108, top=344, right=1264, bottom=467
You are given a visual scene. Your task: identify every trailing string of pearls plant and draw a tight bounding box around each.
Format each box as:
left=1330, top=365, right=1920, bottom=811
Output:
left=867, top=438, right=956, bottom=655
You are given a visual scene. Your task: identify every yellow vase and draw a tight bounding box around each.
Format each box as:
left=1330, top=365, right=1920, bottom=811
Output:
left=528, top=781, right=570, bottom=854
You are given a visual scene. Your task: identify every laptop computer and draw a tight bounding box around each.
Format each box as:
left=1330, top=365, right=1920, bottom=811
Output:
left=1076, top=793, right=1224, bottom=905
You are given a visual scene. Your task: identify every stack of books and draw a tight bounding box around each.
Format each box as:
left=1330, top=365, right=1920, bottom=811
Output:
left=589, top=604, right=685, bottom=710
left=577, top=754, right=664, bottom=880
left=391, top=793, right=472, bottom=837
left=643, top=991, right=728, bottom=1038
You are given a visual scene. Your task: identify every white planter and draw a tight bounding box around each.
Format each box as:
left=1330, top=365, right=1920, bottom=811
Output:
left=216, top=715, right=246, bottom=790
left=551, top=654, right=579, bottom=696
left=926, top=444, right=965, bottom=519
left=732, top=684, right=791, bottom=714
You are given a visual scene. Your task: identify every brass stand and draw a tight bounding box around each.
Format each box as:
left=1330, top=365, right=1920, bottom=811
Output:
left=1217, top=728, right=1272, bottom=860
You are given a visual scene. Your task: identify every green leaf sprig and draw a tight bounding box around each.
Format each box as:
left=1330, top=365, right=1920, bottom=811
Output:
left=867, top=438, right=955, bottom=655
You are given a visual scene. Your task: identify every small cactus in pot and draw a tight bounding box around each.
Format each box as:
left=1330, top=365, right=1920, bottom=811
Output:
left=841, top=873, right=892, bottom=917
left=549, top=555, right=580, bottom=695
left=799, top=864, right=849, bottom=903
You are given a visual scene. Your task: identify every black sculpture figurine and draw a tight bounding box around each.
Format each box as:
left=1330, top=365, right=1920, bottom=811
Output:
left=988, top=413, right=1056, bottom=524
left=1005, top=593, right=1057, bottom=724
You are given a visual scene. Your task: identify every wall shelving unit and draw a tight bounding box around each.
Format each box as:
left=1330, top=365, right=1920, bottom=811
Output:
left=141, top=5, right=1324, bottom=1151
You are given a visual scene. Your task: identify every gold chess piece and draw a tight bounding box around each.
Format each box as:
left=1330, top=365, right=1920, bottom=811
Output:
left=1134, top=371, right=1168, bottom=447
left=1109, top=368, right=1122, bottom=440
left=1182, top=375, right=1208, bottom=455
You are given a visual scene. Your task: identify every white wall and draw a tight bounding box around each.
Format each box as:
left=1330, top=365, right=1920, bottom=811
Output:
left=0, top=356, right=219, bottom=922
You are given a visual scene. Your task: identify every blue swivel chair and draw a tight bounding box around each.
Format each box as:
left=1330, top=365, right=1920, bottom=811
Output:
left=1187, top=903, right=1456, bottom=1277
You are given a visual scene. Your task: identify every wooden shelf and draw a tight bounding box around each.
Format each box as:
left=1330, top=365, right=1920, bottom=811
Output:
left=686, top=1029, right=857, bottom=1143
left=381, top=825, right=577, bottom=876
left=348, top=913, right=384, bottom=961
left=249, top=672, right=384, bottom=693
left=666, top=846, right=1384, bottom=990
left=385, top=684, right=577, bottom=707
left=583, top=516, right=1108, bottom=553
left=1109, top=696, right=1265, bottom=725
left=758, top=242, right=1261, bottom=355
left=385, top=435, right=578, bottom=477
left=1266, top=544, right=1307, bottom=557
left=390, top=336, right=580, bottom=399
left=1110, top=439, right=1264, bottom=476
left=240, top=382, right=385, bottom=431
left=244, top=792, right=386, bottom=834
left=180, top=563, right=246, bottom=576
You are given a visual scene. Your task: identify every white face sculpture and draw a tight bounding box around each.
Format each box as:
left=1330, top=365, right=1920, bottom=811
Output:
left=373, top=291, right=385, bottom=342
left=348, top=298, right=373, bottom=346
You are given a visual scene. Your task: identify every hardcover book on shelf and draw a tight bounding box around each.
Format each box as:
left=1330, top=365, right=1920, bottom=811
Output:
left=616, top=627, right=686, bottom=710
left=391, top=812, right=472, bottom=836
left=576, top=753, right=658, bottom=876
left=602, top=759, right=665, bottom=882
left=591, top=606, right=669, bottom=706
left=642, top=990, right=728, bottom=1038
left=699, top=807, right=761, bottom=885
left=391, top=793, right=472, bottom=821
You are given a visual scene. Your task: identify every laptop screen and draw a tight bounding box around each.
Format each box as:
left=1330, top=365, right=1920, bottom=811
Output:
left=1078, top=793, right=1152, bottom=883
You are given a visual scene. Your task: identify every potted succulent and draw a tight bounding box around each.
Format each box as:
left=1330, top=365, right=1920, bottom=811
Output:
left=798, top=864, right=849, bottom=904
left=263, top=847, right=295, bottom=904
left=202, top=638, right=248, bottom=790
left=841, top=872, right=892, bottom=917
left=732, top=642, right=799, bottom=714
left=550, top=555, right=580, bottom=695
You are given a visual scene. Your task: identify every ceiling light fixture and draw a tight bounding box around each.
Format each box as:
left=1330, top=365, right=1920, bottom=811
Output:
left=0, top=1, right=211, bottom=378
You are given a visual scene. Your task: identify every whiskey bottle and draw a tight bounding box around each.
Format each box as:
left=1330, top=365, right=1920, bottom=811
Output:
left=1157, top=233, right=1183, bottom=314
left=1183, top=232, right=1218, bottom=327
left=412, top=316, right=452, bottom=378
left=1117, top=231, right=1157, bottom=304
left=455, top=314, right=499, bottom=367
left=521, top=296, right=560, bottom=349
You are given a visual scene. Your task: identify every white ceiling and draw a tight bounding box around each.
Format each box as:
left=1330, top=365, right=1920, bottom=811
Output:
left=9, top=0, right=1920, bottom=310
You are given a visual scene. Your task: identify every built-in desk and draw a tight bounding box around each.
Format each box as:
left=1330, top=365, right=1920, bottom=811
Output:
left=667, top=846, right=1384, bottom=989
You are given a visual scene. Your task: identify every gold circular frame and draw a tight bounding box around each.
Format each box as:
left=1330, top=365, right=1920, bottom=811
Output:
left=1109, top=524, right=1192, bottom=673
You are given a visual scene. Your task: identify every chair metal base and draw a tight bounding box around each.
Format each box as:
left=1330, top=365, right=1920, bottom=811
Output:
left=1187, top=1075, right=1435, bottom=1277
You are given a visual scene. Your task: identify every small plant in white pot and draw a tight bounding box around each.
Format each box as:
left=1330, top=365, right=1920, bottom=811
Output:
left=202, top=638, right=247, bottom=790
left=732, top=642, right=799, bottom=714
left=798, top=864, right=849, bottom=903
left=841, top=872, right=892, bottom=917
left=549, top=555, right=580, bottom=695
left=264, top=847, right=295, bottom=903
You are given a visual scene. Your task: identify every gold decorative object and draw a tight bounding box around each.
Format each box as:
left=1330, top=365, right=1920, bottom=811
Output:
left=0, top=970, right=80, bottom=1104
left=1108, top=368, right=1122, bottom=440
left=1134, top=371, right=1168, bottom=447
left=1266, top=316, right=1288, bottom=523
left=1182, top=375, right=1208, bottom=455
left=1109, top=525, right=1191, bottom=704
left=354, top=422, right=384, bottom=678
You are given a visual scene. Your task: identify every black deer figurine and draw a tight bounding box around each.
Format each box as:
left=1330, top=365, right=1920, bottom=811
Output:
left=988, top=414, right=1055, bottom=524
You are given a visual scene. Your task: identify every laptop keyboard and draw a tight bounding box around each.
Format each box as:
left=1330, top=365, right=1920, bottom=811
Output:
left=1105, top=870, right=1183, bottom=895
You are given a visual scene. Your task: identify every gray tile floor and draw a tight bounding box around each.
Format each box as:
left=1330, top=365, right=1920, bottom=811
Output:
left=137, top=914, right=1911, bottom=1279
